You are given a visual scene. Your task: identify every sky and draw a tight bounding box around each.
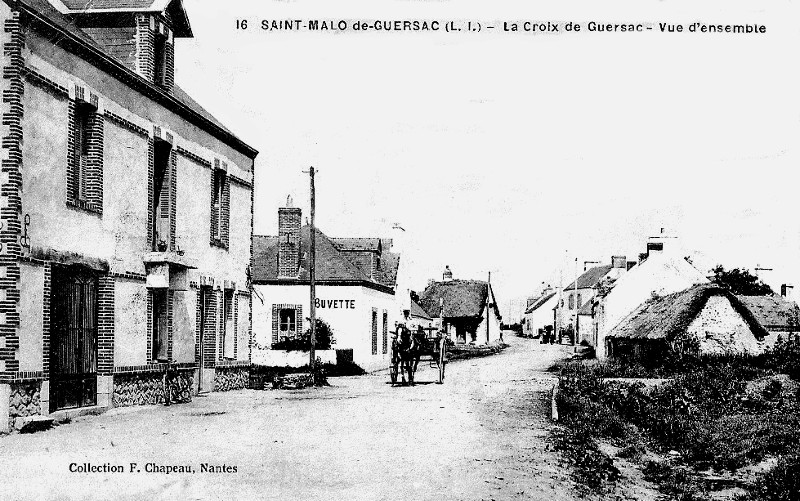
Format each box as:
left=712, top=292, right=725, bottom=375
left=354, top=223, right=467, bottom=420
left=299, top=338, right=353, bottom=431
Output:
left=175, top=0, right=800, bottom=320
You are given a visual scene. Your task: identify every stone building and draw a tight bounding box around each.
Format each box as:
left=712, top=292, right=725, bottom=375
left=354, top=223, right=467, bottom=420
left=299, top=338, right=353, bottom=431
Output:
left=1, top=0, right=257, bottom=432
left=251, top=204, right=401, bottom=371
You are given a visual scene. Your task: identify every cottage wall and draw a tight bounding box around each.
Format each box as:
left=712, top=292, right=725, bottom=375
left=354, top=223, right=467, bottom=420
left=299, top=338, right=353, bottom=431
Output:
left=688, top=296, right=764, bottom=355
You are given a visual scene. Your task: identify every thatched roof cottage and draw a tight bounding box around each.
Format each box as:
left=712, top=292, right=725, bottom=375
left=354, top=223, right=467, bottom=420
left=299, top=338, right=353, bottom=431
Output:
left=606, top=284, right=769, bottom=361
left=418, top=269, right=502, bottom=345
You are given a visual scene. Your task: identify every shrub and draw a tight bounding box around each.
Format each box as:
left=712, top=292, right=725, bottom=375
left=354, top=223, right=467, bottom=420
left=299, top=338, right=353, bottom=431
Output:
left=738, top=454, right=800, bottom=501
left=272, top=318, right=336, bottom=351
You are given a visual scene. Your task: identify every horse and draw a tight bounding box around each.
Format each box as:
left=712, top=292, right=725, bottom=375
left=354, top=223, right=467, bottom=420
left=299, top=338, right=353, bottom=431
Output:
left=392, top=325, right=420, bottom=385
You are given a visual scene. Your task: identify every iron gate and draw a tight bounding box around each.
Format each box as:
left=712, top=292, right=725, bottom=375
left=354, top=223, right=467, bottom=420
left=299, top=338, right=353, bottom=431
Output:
left=50, top=266, right=98, bottom=412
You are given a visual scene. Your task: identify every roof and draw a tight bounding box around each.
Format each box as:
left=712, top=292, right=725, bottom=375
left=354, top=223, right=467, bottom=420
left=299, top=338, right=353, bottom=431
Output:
left=58, top=0, right=192, bottom=36
left=20, top=0, right=254, bottom=157
left=524, top=292, right=556, bottom=314
left=410, top=299, right=432, bottom=320
left=331, top=238, right=381, bottom=252
left=252, top=226, right=400, bottom=292
left=577, top=300, right=593, bottom=316
left=562, top=265, right=614, bottom=290
left=608, top=284, right=768, bottom=341
left=738, top=295, right=800, bottom=331
left=418, top=280, right=501, bottom=319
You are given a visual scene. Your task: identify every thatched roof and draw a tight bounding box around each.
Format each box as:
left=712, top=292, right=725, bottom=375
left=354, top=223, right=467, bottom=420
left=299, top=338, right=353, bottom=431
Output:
left=418, top=280, right=500, bottom=319
left=524, top=292, right=556, bottom=314
left=252, top=225, right=400, bottom=291
left=738, top=295, right=800, bottom=331
left=562, top=265, right=613, bottom=290
left=608, top=283, right=769, bottom=341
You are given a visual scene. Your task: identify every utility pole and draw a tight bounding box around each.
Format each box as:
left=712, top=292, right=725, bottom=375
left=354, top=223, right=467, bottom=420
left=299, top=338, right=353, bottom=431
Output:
left=306, top=167, right=317, bottom=372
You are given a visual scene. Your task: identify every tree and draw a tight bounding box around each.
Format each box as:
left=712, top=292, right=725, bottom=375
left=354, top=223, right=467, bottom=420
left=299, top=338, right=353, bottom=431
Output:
left=710, top=265, right=774, bottom=296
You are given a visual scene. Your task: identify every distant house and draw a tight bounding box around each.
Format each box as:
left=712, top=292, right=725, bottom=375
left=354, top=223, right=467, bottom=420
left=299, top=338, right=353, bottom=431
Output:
left=418, top=268, right=502, bottom=345
left=592, top=250, right=708, bottom=359
left=522, top=290, right=557, bottom=338
left=576, top=300, right=594, bottom=345
left=606, top=284, right=769, bottom=361
left=251, top=203, right=400, bottom=370
left=737, top=291, right=800, bottom=347
left=404, top=296, right=435, bottom=333
left=555, top=256, right=629, bottom=342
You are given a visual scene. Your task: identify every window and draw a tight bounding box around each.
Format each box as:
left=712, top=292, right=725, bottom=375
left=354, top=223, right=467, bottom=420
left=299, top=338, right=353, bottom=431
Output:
left=279, top=308, right=297, bottom=340
left=568, top=294, right=574, bottom=310
left=68, top=99, right=103, bottom=213
left=221, top=290, right=234, bottom=359
left=210, top=167, right=229, bottom=248
left=152, top=141, right=172, bottom=251
left=382, top=311, right=389, bottom=354
left=371, top=309, right=378, bottom=355
left=151, top=289, right=168, bottom=362
left=153, top=34, right=167, bottom=86
left=576, top=294, right=582, bottom=308
left=74, top=105, right=91, bottom=201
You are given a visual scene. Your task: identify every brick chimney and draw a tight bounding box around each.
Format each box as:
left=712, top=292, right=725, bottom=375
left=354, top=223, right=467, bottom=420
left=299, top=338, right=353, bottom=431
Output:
left=277, top=198, right=301, bottom=277
left=612, top=256, right=627, bottom=269
left=781, top=284, right=794, bottom=301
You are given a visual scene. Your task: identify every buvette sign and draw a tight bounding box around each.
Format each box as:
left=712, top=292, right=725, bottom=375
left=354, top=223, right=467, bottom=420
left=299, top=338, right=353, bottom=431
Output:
left=314, top=298, right=356, bottom=310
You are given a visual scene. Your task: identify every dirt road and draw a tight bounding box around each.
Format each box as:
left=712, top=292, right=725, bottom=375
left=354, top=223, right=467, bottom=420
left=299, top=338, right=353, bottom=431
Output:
left=0, top=337, right=577, bottom=501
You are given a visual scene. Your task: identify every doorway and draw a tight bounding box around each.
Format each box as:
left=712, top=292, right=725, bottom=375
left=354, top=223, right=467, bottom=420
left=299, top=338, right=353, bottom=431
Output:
left=50, top=266, right=98, bottom=412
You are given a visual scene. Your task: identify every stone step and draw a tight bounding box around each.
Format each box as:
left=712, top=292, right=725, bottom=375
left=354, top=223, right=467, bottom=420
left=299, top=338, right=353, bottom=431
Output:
left=14, top=415, right=54, bottom=434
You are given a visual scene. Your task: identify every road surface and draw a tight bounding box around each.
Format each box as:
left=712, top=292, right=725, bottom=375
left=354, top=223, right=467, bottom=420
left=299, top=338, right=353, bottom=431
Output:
left=0, top=337, right=577, bottom=501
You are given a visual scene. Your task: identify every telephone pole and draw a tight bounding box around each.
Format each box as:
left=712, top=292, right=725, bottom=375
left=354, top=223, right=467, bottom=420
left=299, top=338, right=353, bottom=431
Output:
left=307, top=167, right=317, bottom=372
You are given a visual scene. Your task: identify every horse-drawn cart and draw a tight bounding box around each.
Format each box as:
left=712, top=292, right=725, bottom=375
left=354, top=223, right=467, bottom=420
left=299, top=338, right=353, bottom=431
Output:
left=390, top=325, right=446, bottom=385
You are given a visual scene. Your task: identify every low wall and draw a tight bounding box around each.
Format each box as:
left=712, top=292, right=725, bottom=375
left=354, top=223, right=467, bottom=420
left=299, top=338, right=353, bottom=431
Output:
left=113, top=369, right=193, bottom=407
left=214, top=366, right=249, bottom=392
left=251, top=349, right=337, bottom=368
left=8, top=381, right=42, bottom=431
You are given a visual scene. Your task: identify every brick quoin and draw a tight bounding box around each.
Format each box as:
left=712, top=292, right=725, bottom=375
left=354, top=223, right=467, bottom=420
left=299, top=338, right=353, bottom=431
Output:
left=97, top=276, right=115, bottom=376
left=203, top=289, right=217, bottom=368
left=42, top=264, right=51, bottom=377
left=0, top=11, right=24, bottom=383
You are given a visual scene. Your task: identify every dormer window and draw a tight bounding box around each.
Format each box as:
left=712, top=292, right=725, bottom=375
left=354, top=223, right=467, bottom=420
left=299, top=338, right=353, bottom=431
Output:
left=153, top=33, right=167, bottom=87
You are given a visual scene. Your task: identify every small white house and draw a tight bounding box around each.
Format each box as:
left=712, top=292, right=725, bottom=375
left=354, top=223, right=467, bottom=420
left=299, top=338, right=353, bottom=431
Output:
left=251, top=204, right=401, bottom=371
left=522, top=290, right=557, bottom=338
left=593, top=250, right=708, bottom=359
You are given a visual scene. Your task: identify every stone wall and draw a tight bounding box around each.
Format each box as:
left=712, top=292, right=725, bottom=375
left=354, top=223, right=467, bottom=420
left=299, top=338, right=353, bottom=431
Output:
left=9, top=381, right=41, bottom=431
left=113, top=370, right=192, bottom=407
left=213, top=366, right=248, bottom=392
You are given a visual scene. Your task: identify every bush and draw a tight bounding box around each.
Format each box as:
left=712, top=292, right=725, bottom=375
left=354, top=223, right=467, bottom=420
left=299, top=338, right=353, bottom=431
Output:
left=738, top=453, right=800, bottom=501
left=272, top=318, right=336, bottom=351
left=551, top=427, right=620, bottom=493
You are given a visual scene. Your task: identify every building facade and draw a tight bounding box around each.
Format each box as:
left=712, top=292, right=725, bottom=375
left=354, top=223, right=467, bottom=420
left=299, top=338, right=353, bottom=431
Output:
left=251, top=205, right=401, bottom=371
left=1, top=0, right=257, bottom=432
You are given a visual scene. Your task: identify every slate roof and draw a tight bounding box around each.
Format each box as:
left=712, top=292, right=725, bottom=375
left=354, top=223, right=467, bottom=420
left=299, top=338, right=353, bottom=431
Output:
left=608, top=284, right=768, bottom=341
left=738, top=295, right=800, bottom=331
left=418, top=280, right=501, bottom=320
left=410, top=299, right=432, bottom=320
left=524, top=292, right=556, bottom=314
left=21, top=0, right=250, bottom=154
left=252, top=226, right=400, bottom=291
left=61, top=0, right=159, bottom=9
left=331, top=238, right=381, bottom=252
left=562, top=265, right=614, bottom=291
